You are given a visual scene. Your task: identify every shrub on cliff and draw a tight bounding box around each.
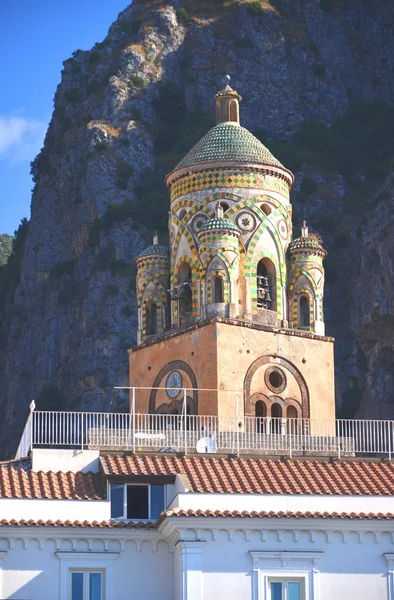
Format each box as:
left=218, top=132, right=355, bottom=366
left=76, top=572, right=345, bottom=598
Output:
left=0, top=234, right=13, bottom=267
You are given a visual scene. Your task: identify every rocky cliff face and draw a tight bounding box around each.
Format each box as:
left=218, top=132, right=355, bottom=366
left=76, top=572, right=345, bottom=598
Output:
left=1, top=0, right=394, bottom=457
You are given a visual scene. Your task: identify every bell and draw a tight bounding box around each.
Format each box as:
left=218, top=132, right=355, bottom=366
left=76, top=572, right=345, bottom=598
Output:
left=265, top=291, right=272, bottom=303
left=262, top=276, right=269, bottom=287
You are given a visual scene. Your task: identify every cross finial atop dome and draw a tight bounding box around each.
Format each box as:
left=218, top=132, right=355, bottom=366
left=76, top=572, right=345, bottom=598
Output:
left=215, top=74, right=242, bottom=125
left=301, top=220, right=309, bottom=238
left=216, top=201, right=224, bottom=219
left=153, top=230, right=159, bottom=245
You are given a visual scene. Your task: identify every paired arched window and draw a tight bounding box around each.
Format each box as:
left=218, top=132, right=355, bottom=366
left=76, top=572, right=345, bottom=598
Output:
left=298, top=294, right=310, bottom=328
left=213, top=276, right=224, bottom=303
left=145, top=302, right=157, bottom=336
left=257, top=258, right=276, bottom=311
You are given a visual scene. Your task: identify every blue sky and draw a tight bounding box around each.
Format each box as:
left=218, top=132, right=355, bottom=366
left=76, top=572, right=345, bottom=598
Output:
left=0, top=0, right=130, bottom=235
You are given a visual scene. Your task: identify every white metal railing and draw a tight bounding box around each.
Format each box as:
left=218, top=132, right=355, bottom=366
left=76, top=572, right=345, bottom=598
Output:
left=15, top=410, right=394, bottom=460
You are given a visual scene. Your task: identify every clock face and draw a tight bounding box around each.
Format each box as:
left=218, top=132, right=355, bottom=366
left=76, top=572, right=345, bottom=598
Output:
left=166, top=371, right=182, bottom=398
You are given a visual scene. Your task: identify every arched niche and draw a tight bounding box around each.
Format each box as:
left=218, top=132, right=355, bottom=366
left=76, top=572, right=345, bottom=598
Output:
left=149, top=361, right=198, bottom=415
left=256, top=257, right=277, bottom=311
left=299, top=294, right=311, bottom=328
left=244, top=355, right=310, bottom=418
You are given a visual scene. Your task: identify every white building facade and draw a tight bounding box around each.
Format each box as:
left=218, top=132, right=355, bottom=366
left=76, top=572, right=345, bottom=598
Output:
left=1, top=447, right=394, bottom=600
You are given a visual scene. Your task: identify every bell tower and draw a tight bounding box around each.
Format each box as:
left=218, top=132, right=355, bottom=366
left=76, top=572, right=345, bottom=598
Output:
left=130, top=78, right=335, bottom=423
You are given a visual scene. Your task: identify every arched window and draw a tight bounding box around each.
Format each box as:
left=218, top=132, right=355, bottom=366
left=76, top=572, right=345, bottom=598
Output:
left=229, top=99, right=239, bottom=123
left=299, top=295, right=310, bottom=328
left=178, top=262, right=193, bottom=326
left=261, top=203, right=272, bottom=216
left=220, top=202, right=229, bottom=212
left=257, top=258, right=276, bottom=311
left=271, top=403, right=282, bottom=434
left=213, top=276, right=224, bottom=303
left=146, top=302, right=157, bottom=336
left=287, top=405, right=298, bottom=434
left=255, top=400, right=266, bottom=433
left=179, top=208, right=187, bottom=220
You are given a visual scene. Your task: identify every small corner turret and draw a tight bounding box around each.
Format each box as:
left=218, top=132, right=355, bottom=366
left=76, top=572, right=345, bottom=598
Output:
left=135, top=232, right=170, bottom=344
left=287, top=221, right=327, bottom=335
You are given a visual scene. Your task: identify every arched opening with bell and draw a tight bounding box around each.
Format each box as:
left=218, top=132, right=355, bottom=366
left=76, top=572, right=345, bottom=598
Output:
left=256, top=258, right=276, bottom=311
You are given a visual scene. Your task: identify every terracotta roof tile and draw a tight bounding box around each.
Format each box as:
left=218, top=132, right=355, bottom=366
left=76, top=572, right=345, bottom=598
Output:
left=164, top=508, right=394, bottom=521
left=100, top=455, right=394, bottom=496
left=0, top=519, right=155, bottom=528
left=1, top=511, right=393, bottom=529
left=0, top=463, right=103, bottom=500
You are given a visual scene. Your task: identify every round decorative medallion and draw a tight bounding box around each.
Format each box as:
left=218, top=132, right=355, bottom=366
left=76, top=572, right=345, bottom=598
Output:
left=236, top=211, right=256, bottom=232
left=265, top=366, right=286, bottom=394
left=277, top=218, right=288, bottom=240
left=191, top=213, right=208, bottom=233
left=166, top=371, right=183, bottom=398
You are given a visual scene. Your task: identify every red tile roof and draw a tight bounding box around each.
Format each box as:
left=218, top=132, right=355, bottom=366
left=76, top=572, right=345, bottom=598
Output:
left=164, top=508, right=394, bottom=521
left=0, top=464, right=103, bottom=500
left=0, top=512, right=393, bottom=528
left=0, top=519, right=155, bottom=528
left=100, top=454, right=394, bottom=496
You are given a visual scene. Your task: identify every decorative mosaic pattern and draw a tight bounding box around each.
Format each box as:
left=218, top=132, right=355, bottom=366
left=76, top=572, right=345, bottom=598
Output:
left=248, top=248, right=283, bottom=318
left=206, top=270, right=230, bottom=304
left=174, top=122, right=286, bottom=171
left=141, top=295, right=164, bottom=337
left=199, top=217, right=240, bottom=234
left=170, top=170, right=290, bottom=201
left=172, top=255, right=199, bottom=325
left=292, top=288, right=315, bottom=330
left=137, top=276, right=167, bottom=304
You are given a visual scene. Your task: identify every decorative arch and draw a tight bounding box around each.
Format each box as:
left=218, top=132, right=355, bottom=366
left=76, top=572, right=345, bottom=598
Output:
left=246, top=219, right=286, bottom=283
left=244, top=355, right=310, bottom=418
left=292, top=287, right=315, bottom=330
left=149, top=360, right=198, bottom=415
left=138, top=278, right=167, bottom=304
left=142, top=295, right=163, bottom=337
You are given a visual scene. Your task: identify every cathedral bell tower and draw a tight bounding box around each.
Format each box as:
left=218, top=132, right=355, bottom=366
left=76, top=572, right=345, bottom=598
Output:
left=130, top=78, right=335, bottom=423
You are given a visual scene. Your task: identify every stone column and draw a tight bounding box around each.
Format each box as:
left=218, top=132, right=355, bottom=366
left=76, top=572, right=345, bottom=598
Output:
left=175, top=541, right=205, bottom=600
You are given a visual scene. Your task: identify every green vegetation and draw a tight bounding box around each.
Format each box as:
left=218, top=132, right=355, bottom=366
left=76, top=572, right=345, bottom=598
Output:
left=0, top=234, right=13, bottom=266
left=320, top=0, right=334, bottom=15
left=116, top=160, right=134, bottom=189
left=64, top=88, right=82, bottom=103
left=94, top=142, right=107, bottom=152
left=130, top=75, right=146, bottom=88
left=314, top=63, right=326, bottom=78
left=248, top=1, right=266, bottom=17
left=300, top=177, right=317, bottom=194
left=256, top=101, right=394, bottom=181
left=234, top=36, right=253, bottom=49
left=30, top=149, right=52, bottom=184
left=177, top=8, right=190, bottom=22
left=35, top=385, right=68, bottom=411
left=107, top=283, right=119, bottom=296
left=89, top=51, right=101, bottom=64
left=50, top=259, right=76, bottom=278
left=0, top=218, right=29, bottom=310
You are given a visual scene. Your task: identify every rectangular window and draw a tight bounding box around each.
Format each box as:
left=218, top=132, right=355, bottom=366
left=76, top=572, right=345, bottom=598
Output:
left=110, top=483, right=165, bottom=520
left=71, top=571, right=103, bottom=600
left=269, top=580, right=303, bottom=600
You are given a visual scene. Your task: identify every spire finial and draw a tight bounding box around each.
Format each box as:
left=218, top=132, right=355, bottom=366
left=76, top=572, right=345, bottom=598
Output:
left=153, top=230, right=159, bottom=245
left=224, top=74, right=231, bottom=88
left=301, top=220, right=309, bottom=238
left=216, top=202, right=224, bottom=219
left=215, top=75, right=241, bottom=125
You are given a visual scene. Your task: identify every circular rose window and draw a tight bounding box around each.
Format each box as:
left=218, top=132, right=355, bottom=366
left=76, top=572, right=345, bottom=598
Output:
left=265, top=366, right=286, bottom=394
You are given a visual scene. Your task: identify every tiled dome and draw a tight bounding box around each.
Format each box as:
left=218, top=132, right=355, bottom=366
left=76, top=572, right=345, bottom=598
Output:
left=198, top=217, right=240, bottom=235
left=137, top=244, right=169, bottom=259
left=174, top=122, right=285, bottom=171
left=289, top=236, right=326, bottom=255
